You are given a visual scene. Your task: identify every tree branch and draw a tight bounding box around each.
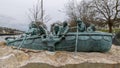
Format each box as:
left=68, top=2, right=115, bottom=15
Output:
left=94, top=0, right=108, bottom=20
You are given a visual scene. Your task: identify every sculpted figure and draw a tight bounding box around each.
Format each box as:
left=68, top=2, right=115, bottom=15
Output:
left=59, top=21, right=69, bottom=37
left=27, top=22, right=47, bottom=37
left=38, top=25, right=47, bottom=35
left=53, top=24, right=61, bottom=36
left=27, top=22, right=38, bottom=35
left=76, top=19, right=86, bottom=32
left=87, top=24, right=96, bottom=32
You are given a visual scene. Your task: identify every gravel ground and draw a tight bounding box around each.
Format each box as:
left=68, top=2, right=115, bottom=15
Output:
left=0, top=42, right=120, bottom=68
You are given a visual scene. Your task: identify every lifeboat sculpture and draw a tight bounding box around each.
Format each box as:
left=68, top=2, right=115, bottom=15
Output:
left=5, top=19, right=113, bottom=52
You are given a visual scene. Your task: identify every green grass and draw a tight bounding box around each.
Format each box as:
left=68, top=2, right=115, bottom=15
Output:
left=98, top=28, right=120, bottom=33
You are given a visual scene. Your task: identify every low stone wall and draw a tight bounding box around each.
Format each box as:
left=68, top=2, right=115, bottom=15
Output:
left=21, top=63, right=120, bottom=68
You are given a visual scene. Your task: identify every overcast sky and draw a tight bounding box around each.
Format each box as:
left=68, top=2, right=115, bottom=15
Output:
left=0, top=0, right=81, bottom=31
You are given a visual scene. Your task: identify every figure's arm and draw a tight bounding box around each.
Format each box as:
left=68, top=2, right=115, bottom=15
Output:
left=63, top=27, right=69, bottom=35
left=57, top=26, right=61, bottom=36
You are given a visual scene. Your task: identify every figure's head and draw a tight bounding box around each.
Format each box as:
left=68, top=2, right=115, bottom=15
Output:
left=54, top=23, right=59, bottom=27
left=76, top=18, right=82, bottom=24
left=91, top=24, right=95, bottom=27
left=29, top=21, right=37, bottom=29
left=39, top=25, right=43, bottom=28
left=63, top=21, right=68, bottom=27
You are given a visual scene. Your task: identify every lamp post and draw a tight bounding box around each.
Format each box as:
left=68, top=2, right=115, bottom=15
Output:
left=75, top=19, right=79, bottom=54
left=41, top=0, right=43, bottom=22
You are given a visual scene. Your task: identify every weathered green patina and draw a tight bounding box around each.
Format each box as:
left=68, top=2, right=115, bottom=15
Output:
left=5, top=19, right=113, bottom=52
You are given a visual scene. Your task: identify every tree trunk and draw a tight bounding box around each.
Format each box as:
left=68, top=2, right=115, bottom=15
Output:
left=108, top=23, right=112, bottom=33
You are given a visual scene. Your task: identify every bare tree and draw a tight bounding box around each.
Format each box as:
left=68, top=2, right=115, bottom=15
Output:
left=65, top=0, right=96, bottom=26
left=28, top=0, right=50, bottom=26
left=65, top=0, right=78, bottom=21
left=91, top=0, right=120, bottom=33
left=76, top=0, right=97, bottom=24
left=65, top=0, right=120, bottom=33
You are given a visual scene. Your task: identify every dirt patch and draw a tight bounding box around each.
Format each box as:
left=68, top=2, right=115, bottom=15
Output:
left=0, top=42, right=120, bottom=68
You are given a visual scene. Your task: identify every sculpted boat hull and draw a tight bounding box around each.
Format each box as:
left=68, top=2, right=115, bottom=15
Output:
left=6, top=32, right=112, bottom=52
left=6, top=19, right=113, bottom=52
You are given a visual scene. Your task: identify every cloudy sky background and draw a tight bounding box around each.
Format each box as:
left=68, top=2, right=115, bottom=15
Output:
left=0, top=0, right=81, bottom=31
